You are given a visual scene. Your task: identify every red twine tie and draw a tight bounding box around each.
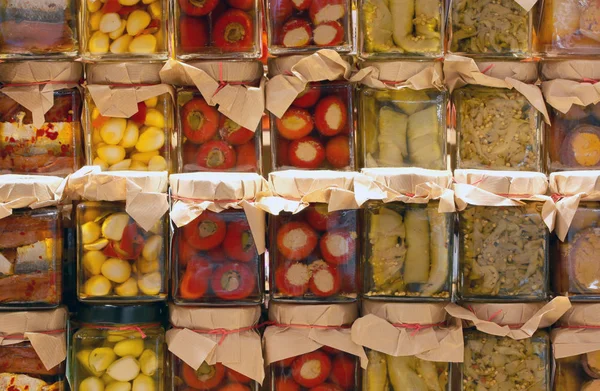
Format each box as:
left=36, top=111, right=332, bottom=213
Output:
left=170, top=194, right=255, bottom=204
left=551, top=193, right=565, bottom=202
left=189, top=322, right=272, bottom=345
left=392, top=322, right=446, bottom=336
left=582, top=78, right=600, bottom=84
left=1, top=329, right=66, bottom=340
left=81, top=324, right=160, bottom=339
left=467, top=307, right=524, bottom=329
left=481, top=64, right=495, bottom=74
left=105, top=83, right=159, bottom=88
left=212, top=62, right=247, bottom=97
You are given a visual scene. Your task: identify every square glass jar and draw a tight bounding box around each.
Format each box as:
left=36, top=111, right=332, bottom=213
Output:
left=265, top=0, right=353, bottom=55
left=84, top=91, right=174, bottom=172
left=0, top=88, right=82, bottom=175
left=546, top=105, right=600, bottom=171
left=458, top=204, right=549, bottom=301
left=0, top=208, right=62, bottom=309
left=270, top=347, right=359, bottom=390
left=0, top=0, right=78, bottom=59
left=269, top=204, right=358, bottom=302
left=363, top=201, right=454, bottom=301
left=357, top=0, right=444, bottom=58
left=0, top=341, right=65, bottom=389
left=448, top=0, right=534, bottom=57
left=76, top=201, right=168, bottom=303
left=454, top=86, right=543, bottom=172
left=271, top=82, right=356, bottom=171
left=172, top=0, right=261, bottom=60
left=358, top=85, right=447, bottom=169
left=170, top=355, right=259, bottom=391
left=552, top=202, right=600, bottom=299
left=80, top=0, right=168, bottom=60
left=177, top=89, right=261, bottom=173
left=460, top=329, right=550, bottom=390
left=554, top=351, right=600, bottom=390
left=172, top=210, right=264, bottom=305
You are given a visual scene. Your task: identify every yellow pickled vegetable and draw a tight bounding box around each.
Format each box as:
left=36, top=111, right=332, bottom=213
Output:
left=107, top=357, right=141, bottom=382
left=89, top=31, right=110, bottom=53
left=115, top=278, right=139, bottom=297
left=89, top=347, right=117, bottom=373
left=102, top=213, right=130, bottom=241
left=84, top=275, right=112, bottom=296
left=144, top=109, right=165, bottom=128
left=138, top=272, right=162, bottom=295
left=126, top=10, right=151, bottom=36
left=100, top=13, right=122, bottom=34
left=131, top=151, right=159, bottom=163
left=144, top=97, right=158, bottom=108
left=129, top=161, right=148, bottom=171
left=87, top=0, right=102, bottom=12
left=143, top=0, right=158, bottom=4
left=106, top=382, right=132, bottom=391
left=77, top=350, right=105, bottom=377
left=80, top=377, right=105, bottom=391
left=120, top=121, right=140, bottom=148
left=109, top=159, right=132, bottom=171
left=97, top=145, right=126, bottom=165
left=139, top=350, right=158, bottom=376
left=90, top=12, right=103, bottom=31
left=83, top=251, right=107, bottom=275
left=148, top=2, right=161, bottom=18
left=82, top=221, right=102, bottom=244
left=110, top=35, right=134, bottom=54
left=101, top=118, right=127, bottom=145
left=107, top=335, right=127, bottom=343
left=84, top=238, right=110, bottom=251
left=135, top=127, right=164, bottom=152
left=102, top=373, right=116, bottom=385
left=114, top=339, right=145, bottom=358
left=101, top=258, right=132, bottom=284
left=93, top=157, right=109, bottom=171
left=119, top=0, right=140, bottom=4
left=132, top=374, right=155, bottom=391
left=142, top=235, right=162, bottom=261
left=129, top=35, right=157, bottom=53
left=109, top=20, right=127, bottom=40
left=147, top=156, right=167, bottom=171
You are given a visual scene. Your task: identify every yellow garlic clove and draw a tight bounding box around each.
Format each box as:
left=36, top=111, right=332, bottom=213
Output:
left=144, top=97, right=158, bottom=108
left=89, top=347, right=117, bottom=373
left=147, top=156, right=167, bottom=171
left=115, top=277, right=139, bottom=297
left=119, top=0, right=140, bottom=4
left=148, top=2, right=161, bottom=18
left=107, top=335, right=126, bottom=343
left=143, top=0, right=158, bottom=4
left=98, top=145, right=126, bottom=165
left=144, top=109, right=165, bottom=128
left=83, top=250, right=107, bottom=275
left=110, top=35, right=133, bottom=54
left=126, top=10, right=151, bottom=36
left=138, top=350, right=158, bottom=376
left=142, top=235, right=162, bottom=261
left=109, top=159, right=132, bottom=171
left=101, top=118, right=127, bottom=145
left=132, top=374, right=155, bottom=391
left=102, top=373, right=117, bottom=385
left=82, top=221, right=102, bottom=244
left=138, top=272, right=162, bottom=295
left=131, top=150, right=158, bottom=163
left=114, top=338, right=145, bottom=358
left=102, top=213, right=130, bottom=241
left=109, top=20, right=127, bottom=40
left=84, top=238, right=110, bottom=251
left=87, top=0, right=102, bottom=12
left=93, top=157, right=109, bottom=171
left=135, top=127, right=164, bottom=152
left=89, top=31, right=110, bottom=54
left=101, top=258, right=132, bottom=284
left=107, top=357, right=141, bottom=382
left=90, top=11, right=103, bottom=31
left=77, top=350, right=105, bottom=377
left=120, top=121, right=140, bottom=148
left=84, top=275, right=112, bottom=296
left=106, top=382, right=131, bottom=391
left=137, top=258, right=159, bottom=274
left=100, top=13, right=122, bottom=33
left=128, top=34, right=157, bottom=53
left=79, top=377, right=105, bottom=391
left=92, top=128, right=103, bottom=145
left=149, top=220, right=163, bottom=235
left=129, top=161, right=148, bottom=171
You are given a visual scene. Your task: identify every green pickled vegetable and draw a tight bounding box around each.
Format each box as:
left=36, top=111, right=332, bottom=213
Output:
left=378, top=106, right=408, bottom=166
left=363, top=0, right=394, bottom=52
left=407, top=105, right=443, bottom=168
left=404, top=208, right=430, bottom=284
left=365, top=350, right=389, bottom=391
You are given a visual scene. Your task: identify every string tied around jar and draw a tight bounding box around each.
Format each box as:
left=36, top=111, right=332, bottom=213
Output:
left=468, top=307, right=525, bottom=329
left=391, top=322, right=446, bottom=337
left=213, top=62, right=252, bottom=97
left=186, top=321, right=271, bottom=345
left=551, top=193, right=565, bottom=202
left=81, top=323, right=161, bottom=339
left=171, top=194, right=256, bottom=204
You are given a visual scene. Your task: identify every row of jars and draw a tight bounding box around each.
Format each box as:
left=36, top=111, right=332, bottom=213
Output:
left=3, top=0, right=600, bottom=59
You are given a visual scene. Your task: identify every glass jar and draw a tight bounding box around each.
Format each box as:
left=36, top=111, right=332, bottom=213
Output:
left=0, top=88, right=82, bottom=175
left=269, top=204, right=358, bottom=302
left=363, top=349, right=450, bottom=390
left=271, top=82, right=356, bottom=171
left=172, top=210, right=263, bottom=305
left=71, top=304, right=165, bottom=391
left=448, top=0, right=533, bottom=56
left=0, top=208, right=62, bottom=309
left=0, top=341, right=65, bottom=390
left=270, top=347, right=358, bottom=390
left=454, top=86, right=543, bottom=171
left=554, top=351, right=600, bottom=390
left=76, top=201, right=168, bottom=303
left=358, top=0, right=444, bottom=58
left=173, top=0, right=261, bottom=59
left=358, top=85, right=447, bottom=169
left=552, top=202, right=600, bottom=299
left=265, top=0, right=352, bottom=55
left=458, top=204, right=549, bottom=301
left=80, top=0, right=167, bottom=60
left=85, top=91, right=174, bottom=172
left=171, top=357, right=259, bottom=391
left=363, top=202, right=453, bottom=301
left=461, top=329, right=550, bottom=390
left=547, top=105, right=600, bottom=171
left=0, top=0, right=78, bottom=58
left=177, top=89, right=261, bottom=173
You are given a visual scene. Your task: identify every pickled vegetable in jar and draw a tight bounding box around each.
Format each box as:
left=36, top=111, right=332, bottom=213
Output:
left=81, top=0, right=167, bottom=60
left=76, top=201, right=168, bottom=302
left=174, top=360, right=259, bottom=391
left=71, top=304, right=165, bottom=391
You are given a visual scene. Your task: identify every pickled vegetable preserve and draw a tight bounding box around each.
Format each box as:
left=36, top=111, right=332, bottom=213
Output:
left=0, top=341, right=65, bottom=390
left=71, top=304, right=165, bottom=391
left=172, top=210, right=263, bottom=305
left=455, top=86, right=543, bottom=171
left=80, top=0, right=167, bottom=59
left=459, top=204, right=549, bottom=300
left=270, top=205, right=358, bottom=302
left=76, top=202, right=168, bottom=302
left=270, top=347, right=358, bottom=391
left=271, top=82, right=356, bottom=171
left=363, top=202, right=453, bottom=300
left=173, top=359, right=259, bottom=391
left=0, top=208, right=62, bottom=308
left=359, top=86, right=446, bottom=169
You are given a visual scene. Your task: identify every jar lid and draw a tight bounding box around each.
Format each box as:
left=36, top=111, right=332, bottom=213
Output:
left=77, top=303, right=167, bottom=325
left=184, top=61, right=263, bottom=83
left=474, top=60, right=538, bottom=83
left=541, top=60, right=600, bottom=81
left=0, top=61, right=81, bottom=84
left=86, top=63, right=163, bottom=85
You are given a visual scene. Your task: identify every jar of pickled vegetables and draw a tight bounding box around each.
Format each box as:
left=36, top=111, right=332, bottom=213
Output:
left=356, top=61, right=447, bottom=169
left=448, top=0, right=534, bottom=56
left=80, top=0, right=167, bottom=60
left=0, top=308, right=67, bottom=391
left=268, top=56, right=356, bottom=171
left=447, top=59, right=547, bottom=172
left=173, top=0, right=261, bottom=59
left=0, top=62, right=83, bottom=175
left=0, top=175, right=66, bottom=309
left=71, top=303, right=165, bottom=391
left=167, top=305, right=264, bottom=390
left=0, top=0, right=78, bottom=58
left=85, top=63, right=174, bottom=172
left=542, top=61, right=600, bottom=171
left=455, top=170, right=551, bottom=301
left=170, top=173, right=267, bottom=305
left=358, top=0, right=444, bottom=58
left=168, top=61, right=263, bottom=173
left=265, top=0, right=352, bottom=55
left=264, top=303, right=366, bottom=391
